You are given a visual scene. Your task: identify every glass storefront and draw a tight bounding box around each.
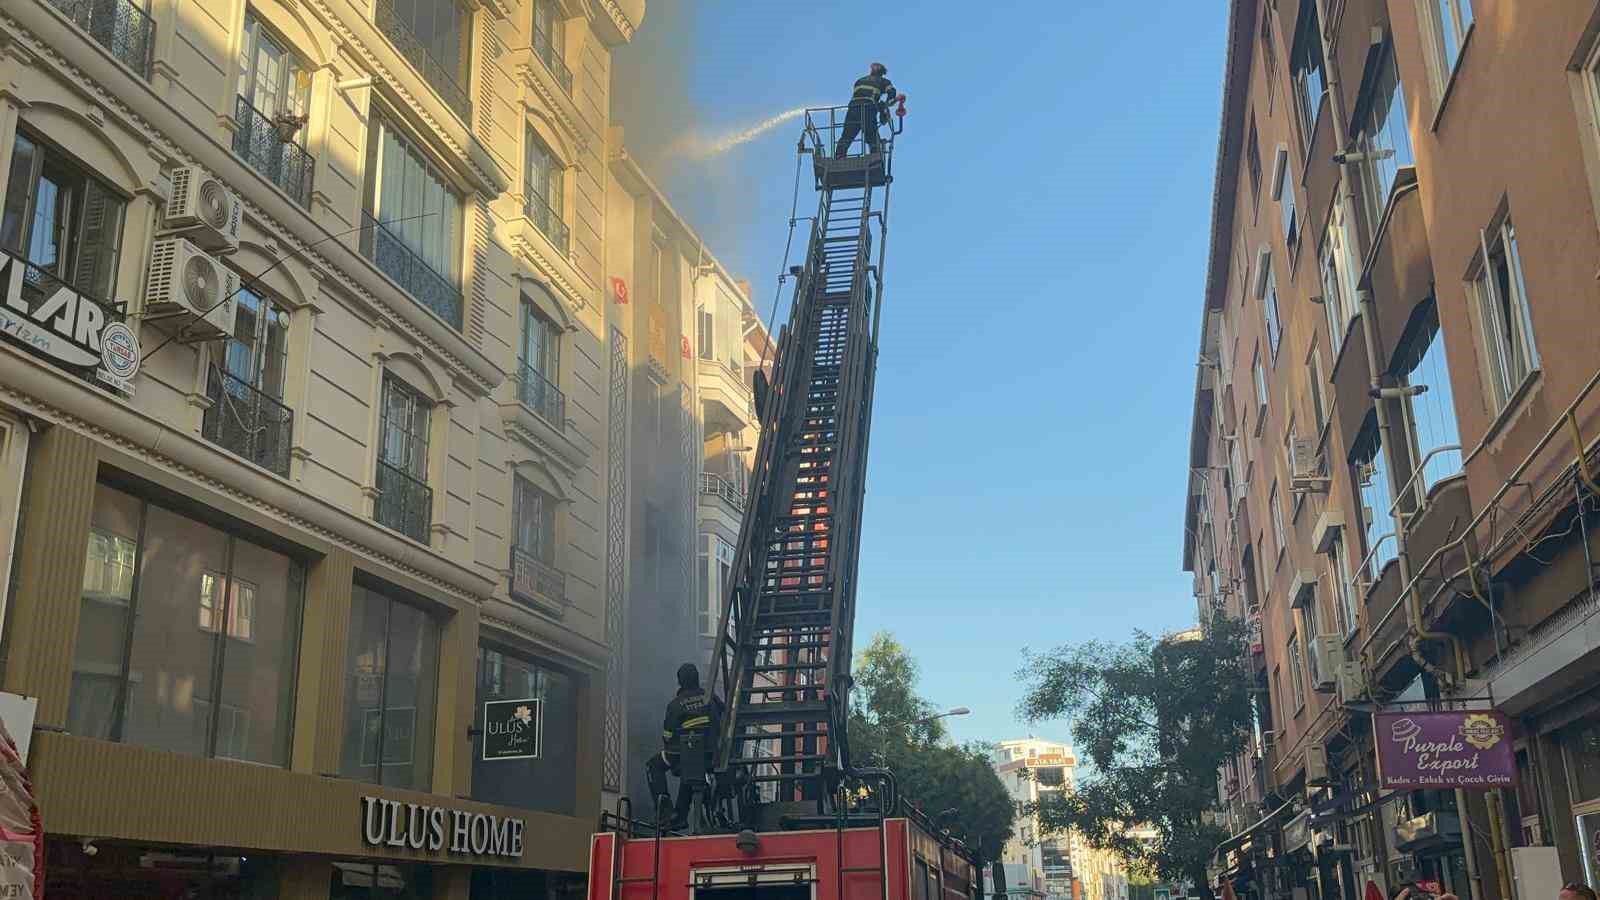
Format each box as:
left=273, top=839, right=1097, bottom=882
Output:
left=471, top=645, right=579, bottom=815
left=331, top=861, right=433, bottom=899
left=341, top=583, right=441, bottom=790
left=44, top=839, right=280, bottom=899
left=67, top=482, right=304, bottom=765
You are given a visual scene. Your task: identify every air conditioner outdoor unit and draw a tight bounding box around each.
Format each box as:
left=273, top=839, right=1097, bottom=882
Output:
left=1291, top=437, right=1330, bottom=493
left=1311, top=634, right=1342, bottom=692
left=145, top=237, right=236, bottom=341
left=164, top=165, right=242, bottom=252
left=1305, top=742, right=1333, bottom=786
left=1336, top=661, right=1366, bottom=706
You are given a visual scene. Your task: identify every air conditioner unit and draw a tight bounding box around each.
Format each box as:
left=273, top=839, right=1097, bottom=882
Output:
left=164, top=165, right=242, bottom=252
left=145, top=237, right=236, bottom=341
left=1291, top=438, right=1330, bottom=493
left=1336, top=661, right=1366, bottom=706
left=1310, top=634, right=1342, bottom=692
left=1305, top=742, right=1333, bottom=785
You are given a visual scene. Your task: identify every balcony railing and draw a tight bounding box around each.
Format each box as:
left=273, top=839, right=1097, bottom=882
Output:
left=372, top=0, right=472, bottom=122
left=524, top=191, right=569, bottom=253
left=515, top=360, right=565, bottom=428
left=202, top=366, right=294, bottom=477
left=374, top=458, right=432, bottom=543
left=231, top=95, right=315, bottom=207
left=359, top=211, right=463, bottom=329
left=509, top=546, right=566, bottom=614
left=531, top=27, right=573, bottom=94
left=699, top=472, right=746, bottom=512
left=47, top=0, right=153, bottom=77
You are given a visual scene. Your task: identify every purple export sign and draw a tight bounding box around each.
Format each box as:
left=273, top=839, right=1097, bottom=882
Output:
left=1373, top=710, right=1516, bottom=790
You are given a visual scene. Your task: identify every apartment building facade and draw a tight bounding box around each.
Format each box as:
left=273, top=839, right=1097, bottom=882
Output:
left=0, top=0, right=664, bottom=895
left=1185, top=3, right=1600, bottom=900
left=992, top=739, right=1120, bottom=900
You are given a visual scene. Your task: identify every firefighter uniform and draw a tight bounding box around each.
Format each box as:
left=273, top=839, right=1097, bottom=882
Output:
left=834, top=70, right=896, bottom=157
left=645, top=681, right=723, bottom=824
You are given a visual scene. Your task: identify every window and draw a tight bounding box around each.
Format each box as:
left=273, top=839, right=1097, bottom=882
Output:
left=204, top=284, right=294, bottom=475
left=1260, top=10, right=1279, bottom=109
left=223, top=286, right=290, bottom=399
left=1283, top=421, right=1299, bottom=494
left=1308, top=349, right=1327, bottom=433
left=699, top=535, right=735, bottom=638
left=375, top=374, right=433, bottom=542
left=1270, top=482, right=1286, bottom=559
left=1257, top=251, right=1282, bottom=361
left=1355, top=49, right=1416, bottom=227
left=530, top=0, right=573, bottom=92
left=512, top=477, right=557, bottom=565
left=1320, top=203, right=1358, bottom=355
left=373, top=0, right=470, bottom=118
left=524, top=130, right=567, bottom=250
left=341, top=582, right=440, bottom=789
left=67, top=483, right=304, bottom=766
left=1290, top=0, right=1326, bottom=149
left=362, top=117, right=464, bottom=327
left=472, top=646, right=578, bottom=815
left=1396, top=302, right=1463, bottom=493
left=1271, top=146, right=1298, bottom=252
left=234, top=12, right=313, bottom=204
left=518, top=299, right=563, bottom=423
left=0, top=128, right=127, bottom=300
left=1420, top=0, right=1474, bottom=95
left=1287, top=633, right=1306, bottom=711
left=1247, top=118, right=1263, bottom=210
left=1354, top=421, right=1396, bottom=582
left=1471, top=214, right=1539, bottom=412
left=1253, top=352, right=1268, bottom=428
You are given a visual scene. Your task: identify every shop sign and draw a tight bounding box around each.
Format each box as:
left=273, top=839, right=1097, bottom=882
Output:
left=1028, top=754, right=1069, bottom=767
left=360, top=796, right=523, bottom=859
left=0, top=253, right=138, bottom=397
left=481, top=697, right=542, bottom=761
left=1282, top=811, right=1312, bottom=853
left=1373, top=711, right=1515, bottom=790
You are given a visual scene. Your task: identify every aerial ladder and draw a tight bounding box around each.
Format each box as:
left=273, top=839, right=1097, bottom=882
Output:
left=593, top=96, right=983, bottom=900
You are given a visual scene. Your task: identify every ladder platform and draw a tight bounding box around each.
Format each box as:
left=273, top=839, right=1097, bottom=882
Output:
left=814, top=152, right=890, bottom=189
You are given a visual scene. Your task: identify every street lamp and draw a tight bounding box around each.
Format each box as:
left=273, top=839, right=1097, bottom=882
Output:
left=913, top=707, right=971, bottom=726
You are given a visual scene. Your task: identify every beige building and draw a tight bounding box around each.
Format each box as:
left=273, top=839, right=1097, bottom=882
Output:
left=0, top=0, right=678, bottom=895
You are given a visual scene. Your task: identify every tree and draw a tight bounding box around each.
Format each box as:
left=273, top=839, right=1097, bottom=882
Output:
left=848, top=632, right=1015, bottom=862
left=1018, top=615, right=1254, bottom=900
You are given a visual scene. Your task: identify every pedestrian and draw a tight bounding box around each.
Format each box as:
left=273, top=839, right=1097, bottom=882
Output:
left=1560, top=882, right=1598, bottom=900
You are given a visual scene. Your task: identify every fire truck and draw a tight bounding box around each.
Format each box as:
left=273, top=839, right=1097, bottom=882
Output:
left=588, top=100, right=983, bottom=900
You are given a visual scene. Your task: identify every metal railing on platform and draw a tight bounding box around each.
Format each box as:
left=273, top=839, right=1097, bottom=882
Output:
left=374, top=458, right=432, bottom=543
left=531, top=27, right=572, bottom=93
left=699, top=472, right=746, bottom=512
left=359, top=211, right=463, bottom=329
left=231, top=95, right=315, bottom=207
left=516, top=361, right=565, bottom=428
left=524, top=191, right=569, bottom=253
left=47, top=0, right=153, bottom=76
left=202, top=367, right=293, bottom=476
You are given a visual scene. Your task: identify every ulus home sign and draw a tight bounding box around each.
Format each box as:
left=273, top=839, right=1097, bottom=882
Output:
left=360, top=796, right=525, bottom=859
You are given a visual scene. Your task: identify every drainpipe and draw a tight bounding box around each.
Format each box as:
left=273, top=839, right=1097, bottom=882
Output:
left=1305, top=1, right=1486, bottom=898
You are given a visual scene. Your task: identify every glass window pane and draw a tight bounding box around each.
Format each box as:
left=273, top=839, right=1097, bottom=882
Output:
left=216, top=539, right=303, bottom=765
left=379, top=598, right=438, bottom=790
left=0, top=133, right=39, bottom=253
left=120, top=503, right=228, bottom=757
left=341, top=585, right=390, bottom=783
left=470, top=647, right=577, bottom=815
left=72, top=176, right=125, bottom=299
left=68, top=484, right=143, bottom=741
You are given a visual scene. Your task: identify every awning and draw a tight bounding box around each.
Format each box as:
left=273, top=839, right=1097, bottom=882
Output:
left=1212, top=800, right=1296, bottom=858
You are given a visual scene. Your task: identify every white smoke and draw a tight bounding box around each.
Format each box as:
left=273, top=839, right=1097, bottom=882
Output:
left=670, top=106, right=817, bottom=161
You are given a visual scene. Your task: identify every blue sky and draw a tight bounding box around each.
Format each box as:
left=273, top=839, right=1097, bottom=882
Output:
left=619, top=1, right=1228, bottom=748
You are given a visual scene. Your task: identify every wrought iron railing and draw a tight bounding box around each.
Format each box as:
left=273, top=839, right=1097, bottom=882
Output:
left=509, top=545, right=566, bottom=614
left=374, top=458, right=432, bottom=543
left=516, top=360, right=565, bottom=428
left=359, top=211, right=463, bottom=329
left=531, top=27, right=573, bottom=94
left=231, top=95, right=315, bottom=207
left=202, top=366, right=293, bottom=476
left=46, top=0, right=154, bottom=77
left=372, top=0, right=472, bottom=122
left=524, top=191, right=569, bottom=253
left=699, top=472, right=746, bottom=512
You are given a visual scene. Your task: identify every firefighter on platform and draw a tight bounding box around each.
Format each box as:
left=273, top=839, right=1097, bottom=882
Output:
left=646, top=663, right=723, bottom=827
left=834, top=63, right=896, bottom=157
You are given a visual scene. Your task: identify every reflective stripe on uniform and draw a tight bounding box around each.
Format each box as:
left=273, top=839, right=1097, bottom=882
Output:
left=853, top=86, right=879, bottom=99
left=680, top=716, right=712, bottom=729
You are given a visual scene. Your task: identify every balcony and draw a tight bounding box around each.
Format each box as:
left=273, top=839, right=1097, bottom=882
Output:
left=699, top=472, right=746, bottom=513
left=509, top=546, right=566, bottom=617
left=359, top=212, right=463, bottom=329
left=46, top=0, right=153, bottom=77
left=515, top=360, right=565, bottom=428
left=699, top=357, right=754, bottom=433
left=531, top=27, right=573, bottom=94
left=524, top=191, right=569, bottom=254
left=372, top=0, right=472, bottom=123
left=201, top=367, right=293, bottom=477
left=230, top=96, right=315, bottom=207
left=374, top=458, right=432, bottom=543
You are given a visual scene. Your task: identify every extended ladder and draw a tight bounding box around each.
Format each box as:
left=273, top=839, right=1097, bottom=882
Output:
left=709, top=105, right=899, bottom=818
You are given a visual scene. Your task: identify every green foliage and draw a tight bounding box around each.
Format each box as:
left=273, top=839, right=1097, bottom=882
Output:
left=1018, top=617, right=1254, bottom=900
left=849, top=633, right=1015, bottom=859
